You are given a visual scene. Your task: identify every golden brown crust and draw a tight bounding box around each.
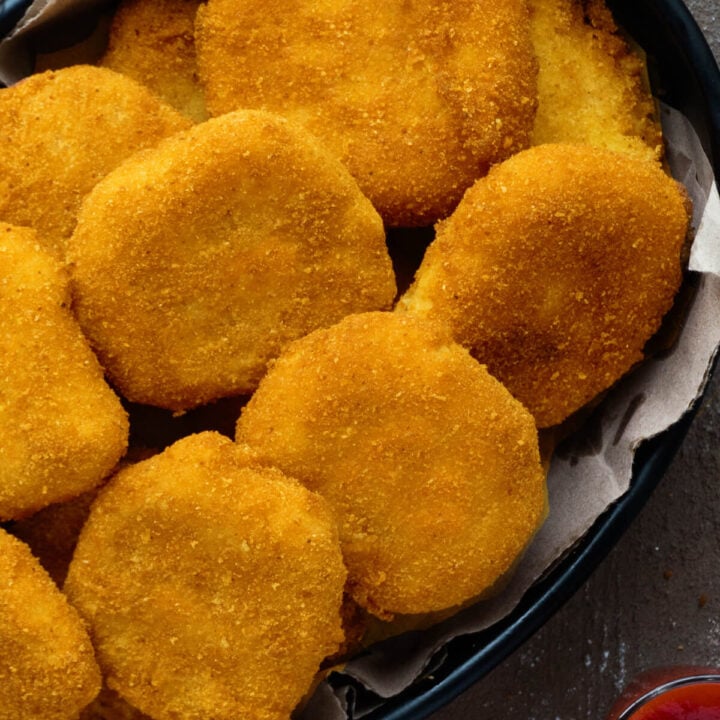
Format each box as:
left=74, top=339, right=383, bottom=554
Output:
left=0, top=224, right=128, bottom=520
left=399, top=144, right=690, bottom=427
left=100, top=0, right=207, bottom=122
left=0, top=66, right=191, bottom=258
left=195, top=0, right=538, bottom=226
left=0, top=529, right=101, bottom=720
left=65, top=432, right=347, bottom=720
left=529, top=0, right=662, bottom=162
left=68, top=110, right=396, bottom=411
left=236, top=312, right=547, bottom=617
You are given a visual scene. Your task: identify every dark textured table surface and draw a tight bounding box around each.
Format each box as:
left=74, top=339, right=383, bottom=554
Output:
left=431, top=2, right=720, bottom=718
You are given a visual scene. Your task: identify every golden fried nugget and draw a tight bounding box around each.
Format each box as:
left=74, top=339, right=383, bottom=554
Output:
left=69, top=110, right=396, bottom=411
left=0, top=224, right=128, bottom=520
left=530, top=0, right=662, bottom=162
left=398, top=144, right=690, bottom=428
left=100, top=0, right=207, bottom=121
left=0, top=65, right=191, bottom=258
left=236, top=312, right=547, bottom=618
left=65, top=432, right=347, bottom=720
left=195, top=0, right=538, bottom=227
left=0, top=529, right=100, bottom=720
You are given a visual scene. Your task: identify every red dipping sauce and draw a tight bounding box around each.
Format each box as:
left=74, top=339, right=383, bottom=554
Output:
left=608, top=669, right=720, bottom=720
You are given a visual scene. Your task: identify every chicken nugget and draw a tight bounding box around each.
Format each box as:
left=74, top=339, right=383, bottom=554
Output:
left=195, top=0, right=538, bottom=227
left=0, top=65, right=191, bottom=258
left=236, top=312, right=547, bottom=618
left=0, top=224, right=128, bottom=520
left=0, top=529, right=101, bottom=720
left=100, top=0, right=207, bottom=122
left=529, top=0, right=662, bottom=162
left=398, top=144, right=690, bottom=428
left=69, top=110, right=396, bottom=411
left=64, top=432, right=347, bottom=720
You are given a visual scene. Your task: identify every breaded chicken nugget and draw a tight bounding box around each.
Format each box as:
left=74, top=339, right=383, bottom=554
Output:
left=0, top=224, right=128, bottom=520
left=398, top=144, right=690, bottom=428
left=69, top=110, right=396, bottom=411
left=529, top=0, right=662, bottom=162
left=0, top=529, right=101, bottom=720
left=65, top=432, right=347, bottom=720
left=195, top=0, right=538, bottom=227
left=236, top=312, right=547, bottom=618
left=100, top=0, right=207, bottom=121
left=0, top=65, right=191, bottom=258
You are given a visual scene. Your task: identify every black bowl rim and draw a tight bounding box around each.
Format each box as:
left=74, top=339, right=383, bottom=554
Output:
left=0, top=0, right=29, bottom=37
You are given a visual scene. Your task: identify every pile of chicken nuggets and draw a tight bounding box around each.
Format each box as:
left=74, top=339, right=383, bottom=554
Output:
left=0, top=0, right=692, bottom=718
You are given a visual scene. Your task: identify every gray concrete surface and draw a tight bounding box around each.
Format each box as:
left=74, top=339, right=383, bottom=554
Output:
left=431, top=2, right=720, bottom=718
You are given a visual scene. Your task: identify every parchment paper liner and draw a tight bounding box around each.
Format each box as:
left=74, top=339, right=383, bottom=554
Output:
left=1, top=3, right=719, bottom=717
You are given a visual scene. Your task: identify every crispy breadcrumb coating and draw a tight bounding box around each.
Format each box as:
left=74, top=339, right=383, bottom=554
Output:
left=68, top=110, right=396, bottom=411
left=529, top=0, right=662, bottom=162
left=65, top=432, right=347, bottom=720
left=0, top=529, right=101, bottom=720
left=237, top=312, right=547, bottom=618
left=195, top=0, right=538, bottom=226
left=0, top=66, right=191, bottom=259
left=100, top=0, right=207, bottom=121
left=398, top=144, right=690, bottom=427
left=0, top=224, right=128, bottom=520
